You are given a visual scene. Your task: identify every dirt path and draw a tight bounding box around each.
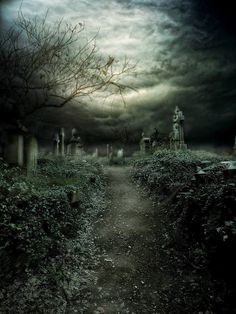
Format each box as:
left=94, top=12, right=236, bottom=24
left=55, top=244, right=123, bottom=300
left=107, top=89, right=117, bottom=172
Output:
left=87, top=166, right=168, bottom=314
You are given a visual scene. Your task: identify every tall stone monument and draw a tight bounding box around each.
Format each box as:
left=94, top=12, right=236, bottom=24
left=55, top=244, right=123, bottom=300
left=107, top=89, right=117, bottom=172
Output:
left=170, top=106, right=187, bottom=150
left=25, top=136, right=38, bottom=174
left=53, top=133, right=60, bottom=156
left=59, top=128, right=65, bottom=156
left=67, top=128, right=83, bottom=156
left=1, top=122, right=38, bottom=170
left=3, top=133, right=24, bottom=166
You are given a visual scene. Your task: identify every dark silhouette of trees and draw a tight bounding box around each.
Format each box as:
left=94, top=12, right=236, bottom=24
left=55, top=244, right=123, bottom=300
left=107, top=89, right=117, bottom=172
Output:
left=0, top=12, right=134, bottom=123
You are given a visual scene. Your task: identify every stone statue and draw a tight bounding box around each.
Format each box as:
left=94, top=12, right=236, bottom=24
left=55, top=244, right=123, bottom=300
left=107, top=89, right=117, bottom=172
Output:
left=170, top=106, right=187, bottom=150
left=67, top=128, right=83, bottom=156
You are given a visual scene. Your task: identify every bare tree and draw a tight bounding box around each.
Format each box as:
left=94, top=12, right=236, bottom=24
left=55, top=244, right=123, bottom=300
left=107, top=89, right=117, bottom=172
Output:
left=111, top=122, right=142, bottom=144
left=0, top=12, right=134, bottom=122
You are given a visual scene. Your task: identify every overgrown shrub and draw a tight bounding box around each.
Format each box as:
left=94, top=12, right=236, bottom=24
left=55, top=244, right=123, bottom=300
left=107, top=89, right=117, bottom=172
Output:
left=173, top=183, right=236, bottom=274
left=132, top=149, right=228, bottom=197
left=0, top=157, right=105, bottom=286
left=132, top=149, right=236, bottom=311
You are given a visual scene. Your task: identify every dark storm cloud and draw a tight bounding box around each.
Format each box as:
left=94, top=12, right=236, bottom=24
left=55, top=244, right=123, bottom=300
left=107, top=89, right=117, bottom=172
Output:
left=1, top=0, right=236, bottom=145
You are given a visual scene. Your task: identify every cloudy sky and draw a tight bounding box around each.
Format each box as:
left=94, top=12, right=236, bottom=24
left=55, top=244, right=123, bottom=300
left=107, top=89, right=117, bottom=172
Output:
left=1, top=0, right=236, bottom=146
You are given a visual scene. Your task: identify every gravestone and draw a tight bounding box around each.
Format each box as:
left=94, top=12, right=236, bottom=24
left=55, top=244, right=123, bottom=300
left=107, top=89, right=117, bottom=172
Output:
left=140, top=132, right=151, bottom=153
left=53, top=133, right=60, bottom=156
left=92, top=148, right=98, bottom=158
left=59, top=128, right=65, bottom=156
left=170, top=106, right=187, bottom=150
left=3, top=133, right=24, bottom=166
left=70, top=189, right=80, bottom=204
left=117, top=148, right=124, bottom=158
left=67, top=128, right=84, bottom=156
left=25, top=136, right=38, bottom=174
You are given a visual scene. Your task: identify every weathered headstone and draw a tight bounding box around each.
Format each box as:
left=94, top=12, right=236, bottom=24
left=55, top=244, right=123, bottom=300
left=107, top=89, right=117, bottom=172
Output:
left=70, top=189, right=80, bottom=204
left=59, top=128, right=65, bottom=156
left=92, top=148, right=98, bottom=158
left=117, top=148, right=124, bottom=158
left=25, top=136, right=38, bottom=174
left=140, top=132, right=151, bottom=153
left=3, top=133, right=24, bottom=166
left=67, top=128, right=83, bottom=156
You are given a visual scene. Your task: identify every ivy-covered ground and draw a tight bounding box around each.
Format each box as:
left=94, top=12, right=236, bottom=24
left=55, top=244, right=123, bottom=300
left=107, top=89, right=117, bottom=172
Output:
left=131, top=149, right=236, bottom=313
left=0, top=150, right=236, bottom=313
left=0, top=156, right=106, bottom=313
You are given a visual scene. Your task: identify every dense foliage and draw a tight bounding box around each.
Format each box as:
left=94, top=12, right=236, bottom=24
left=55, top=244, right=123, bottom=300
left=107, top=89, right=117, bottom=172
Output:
left=132, top=149, right=227, bottom=197
left=0, top=158, right=104, bottom=284
left=132, top=149, right=236, bottom=312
